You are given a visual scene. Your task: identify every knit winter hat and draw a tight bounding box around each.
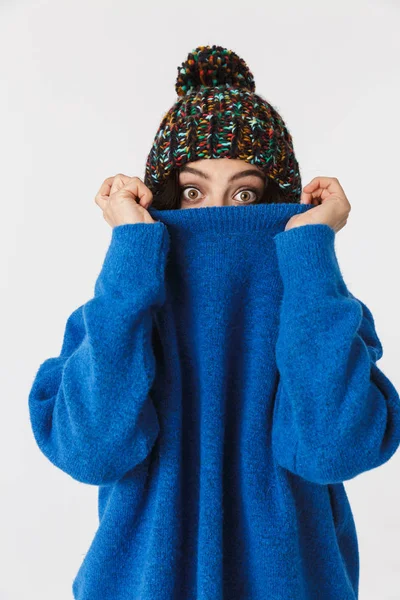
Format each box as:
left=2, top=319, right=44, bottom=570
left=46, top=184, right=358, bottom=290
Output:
left=144, top=45, right=302, bottom=204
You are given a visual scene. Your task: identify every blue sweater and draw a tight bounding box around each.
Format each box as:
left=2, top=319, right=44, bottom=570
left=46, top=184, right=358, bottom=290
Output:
left=28, top=202, right=400, bottom=599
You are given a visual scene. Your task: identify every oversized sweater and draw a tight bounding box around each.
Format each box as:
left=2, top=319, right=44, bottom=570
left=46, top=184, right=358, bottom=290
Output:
left=28, top=201, right=400, bottom=600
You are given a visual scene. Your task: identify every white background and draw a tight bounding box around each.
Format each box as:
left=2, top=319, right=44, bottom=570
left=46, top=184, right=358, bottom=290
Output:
left=1, top=1, right=399, bottom=598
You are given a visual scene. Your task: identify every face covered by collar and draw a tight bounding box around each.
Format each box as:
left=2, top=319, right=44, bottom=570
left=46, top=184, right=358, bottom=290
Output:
left=147, top=202, right=315, bottom=300
left=146, top=202, right=316, bottom=350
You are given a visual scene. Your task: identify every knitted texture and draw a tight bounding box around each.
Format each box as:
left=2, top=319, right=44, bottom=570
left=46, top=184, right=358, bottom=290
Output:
left=28, top=204, right=400, bottom=599
left=144, top=45, right=302, bottom=203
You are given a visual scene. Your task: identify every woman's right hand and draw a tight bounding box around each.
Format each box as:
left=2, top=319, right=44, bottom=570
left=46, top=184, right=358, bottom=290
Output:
left=95, top=174, right=156, bottom=227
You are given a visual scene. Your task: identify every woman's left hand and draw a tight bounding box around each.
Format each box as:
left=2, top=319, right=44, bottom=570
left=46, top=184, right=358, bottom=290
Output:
left=285, top=176, right=351, bottom=234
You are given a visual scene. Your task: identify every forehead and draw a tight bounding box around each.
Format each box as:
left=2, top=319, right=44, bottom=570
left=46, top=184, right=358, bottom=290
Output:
left=180, top=158, right=264, bottom=176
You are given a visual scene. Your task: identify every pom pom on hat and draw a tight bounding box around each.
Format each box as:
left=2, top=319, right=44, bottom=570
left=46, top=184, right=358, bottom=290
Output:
left=175, top=45, right=256, bottom=97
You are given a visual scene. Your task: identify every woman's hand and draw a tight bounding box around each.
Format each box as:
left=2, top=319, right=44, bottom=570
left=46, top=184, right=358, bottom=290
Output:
left=95, top=174, right=156, bottom=228
left=285, top=177, right=351, bottom=234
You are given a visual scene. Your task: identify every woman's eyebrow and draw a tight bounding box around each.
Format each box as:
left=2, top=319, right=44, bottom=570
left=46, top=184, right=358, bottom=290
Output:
left=179, top=165, right=266, bottom=183
left=229, top=169, right=266, bottom=183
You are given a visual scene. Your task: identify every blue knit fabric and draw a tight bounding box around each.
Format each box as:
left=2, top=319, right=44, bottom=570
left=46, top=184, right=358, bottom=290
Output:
left=28, top=202, right=400, bottom=599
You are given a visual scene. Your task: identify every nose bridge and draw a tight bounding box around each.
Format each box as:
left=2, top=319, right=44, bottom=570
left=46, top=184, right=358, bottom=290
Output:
left=206, top=181, right=229, bottom=207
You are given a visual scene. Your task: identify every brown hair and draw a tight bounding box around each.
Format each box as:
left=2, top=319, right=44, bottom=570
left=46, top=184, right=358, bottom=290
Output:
left=150, top=168, right=291, bottom=210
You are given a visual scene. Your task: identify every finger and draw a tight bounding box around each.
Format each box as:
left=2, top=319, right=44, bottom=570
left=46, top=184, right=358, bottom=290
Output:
left=95, top=174, right=134, bottom=211
left=302, top=179, right=324, bottom=203
left=95, top=194, right=110, bottom=212
left=302, top=184, right=329, bottom=203
left=96, top=176, right=116, bottom=199
left=300, top=190, right=320, bottom=205
left=110, top=173, right=132, bottom=196
left=303, top=177, right=345, bottom=196
left=95, top=175, right=120, bottom=211
left=123, top=177, right=153, bottom=208
left=300, top=191, right=312, bottom=204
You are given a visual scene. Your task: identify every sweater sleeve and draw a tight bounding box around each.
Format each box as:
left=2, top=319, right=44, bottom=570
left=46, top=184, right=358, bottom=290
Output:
left=28, top=222, right=170, bottom=486
left=271, top=223, right=400, bottom=485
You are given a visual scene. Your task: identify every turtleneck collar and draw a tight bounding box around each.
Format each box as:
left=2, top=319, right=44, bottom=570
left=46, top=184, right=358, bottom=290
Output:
left=148, top=202, right=314, bottom=237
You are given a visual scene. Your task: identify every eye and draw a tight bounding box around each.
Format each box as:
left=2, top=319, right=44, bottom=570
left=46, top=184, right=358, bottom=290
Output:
left=234, top=188, right=259, bottom=203
left=181, top=186, right=203, bottom=202
left=180, top=186, right=261, bottom=204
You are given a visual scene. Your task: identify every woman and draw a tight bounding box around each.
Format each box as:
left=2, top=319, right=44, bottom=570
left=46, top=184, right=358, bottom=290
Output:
left=28, top=45, right=400, bottom=600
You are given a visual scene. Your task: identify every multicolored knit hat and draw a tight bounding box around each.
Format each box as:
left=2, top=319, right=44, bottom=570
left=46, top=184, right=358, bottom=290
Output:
left=144, top=45, right=302, bottom=203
